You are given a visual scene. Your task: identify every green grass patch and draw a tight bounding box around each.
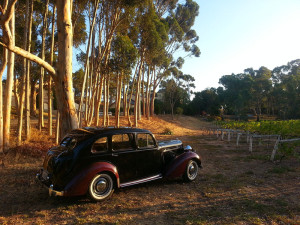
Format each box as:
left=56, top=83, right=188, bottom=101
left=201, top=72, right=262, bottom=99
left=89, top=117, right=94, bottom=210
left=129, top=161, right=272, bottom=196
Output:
left=268, top=166, right=295, bottom=174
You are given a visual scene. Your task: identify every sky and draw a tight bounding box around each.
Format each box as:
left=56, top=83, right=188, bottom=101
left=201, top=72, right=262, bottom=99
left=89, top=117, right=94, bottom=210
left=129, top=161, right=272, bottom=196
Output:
left=181, top=0, right=300, bottom=92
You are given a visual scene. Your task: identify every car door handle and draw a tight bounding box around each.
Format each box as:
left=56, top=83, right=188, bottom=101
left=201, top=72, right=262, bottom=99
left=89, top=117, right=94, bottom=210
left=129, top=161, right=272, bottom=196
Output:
left=112, top=153, right=118, bottom=157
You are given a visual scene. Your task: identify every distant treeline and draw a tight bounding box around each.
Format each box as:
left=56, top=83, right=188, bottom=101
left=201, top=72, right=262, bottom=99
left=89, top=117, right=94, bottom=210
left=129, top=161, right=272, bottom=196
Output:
left=157, top=59, right=300, bottom=120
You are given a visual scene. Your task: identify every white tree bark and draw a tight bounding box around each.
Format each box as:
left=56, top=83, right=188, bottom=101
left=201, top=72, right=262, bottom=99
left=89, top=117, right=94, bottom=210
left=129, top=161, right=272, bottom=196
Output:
left=3, top=9, right=15, bottom=150
left=55, top=0, right=79, bottom=138
left=38, top=0, right=49, bottom=130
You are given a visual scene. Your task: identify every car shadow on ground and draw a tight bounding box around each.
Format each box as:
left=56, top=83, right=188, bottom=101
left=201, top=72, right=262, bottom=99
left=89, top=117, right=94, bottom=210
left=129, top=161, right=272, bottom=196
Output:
left=0, top=166, right=190, bottom=218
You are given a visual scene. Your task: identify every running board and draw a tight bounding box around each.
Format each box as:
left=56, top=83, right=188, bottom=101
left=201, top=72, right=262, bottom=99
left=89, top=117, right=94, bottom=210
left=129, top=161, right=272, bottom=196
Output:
left=120, top=174, right=163, bottom=188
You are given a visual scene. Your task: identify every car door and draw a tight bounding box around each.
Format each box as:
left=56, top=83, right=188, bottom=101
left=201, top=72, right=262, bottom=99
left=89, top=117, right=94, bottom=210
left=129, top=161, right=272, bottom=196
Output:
left=110, top=133, right=139, bottom=183
left=135, top=133, right=162, bottom=179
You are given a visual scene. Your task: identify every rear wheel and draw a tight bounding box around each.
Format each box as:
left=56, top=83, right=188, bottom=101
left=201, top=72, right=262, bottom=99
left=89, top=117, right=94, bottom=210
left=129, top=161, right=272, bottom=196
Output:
left=183, top=160, right=199, bottom=182
left=88, top=173, right=114, bottom=201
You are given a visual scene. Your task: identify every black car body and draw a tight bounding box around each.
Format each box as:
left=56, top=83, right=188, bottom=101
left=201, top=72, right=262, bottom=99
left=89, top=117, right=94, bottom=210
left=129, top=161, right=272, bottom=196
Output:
left=37, top=127, right=202, bottom=201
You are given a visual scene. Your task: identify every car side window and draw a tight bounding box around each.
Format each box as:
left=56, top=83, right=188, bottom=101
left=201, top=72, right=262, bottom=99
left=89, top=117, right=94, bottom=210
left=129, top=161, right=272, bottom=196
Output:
left=112, top=134, right=134, bottom=151
left=91, top=137, right=108, bottom=154
left=137, top=133, right=155, bottom=148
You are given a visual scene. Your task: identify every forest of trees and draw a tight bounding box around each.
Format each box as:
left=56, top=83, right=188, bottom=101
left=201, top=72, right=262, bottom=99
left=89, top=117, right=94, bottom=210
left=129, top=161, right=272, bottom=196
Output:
left=185, top=59, right=300, bottom=120
left=0, top=0, right=200, bottom=152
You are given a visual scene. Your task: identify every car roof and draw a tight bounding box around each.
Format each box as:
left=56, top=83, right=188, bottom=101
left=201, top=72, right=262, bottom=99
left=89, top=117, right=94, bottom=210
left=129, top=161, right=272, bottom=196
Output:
left=68, top=127, right=151, bottom=136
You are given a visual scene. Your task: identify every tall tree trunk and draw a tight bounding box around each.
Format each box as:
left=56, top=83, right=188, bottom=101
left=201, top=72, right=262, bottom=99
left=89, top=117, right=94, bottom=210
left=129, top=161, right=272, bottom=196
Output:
left=30, top=82, right=37, bottom=116
left=127, top=62, right=140, bottom=126
left=142, top=71, right=145, bottom=117
left=145, top=66, right=151, bottom=120
left=116, top=72, right=123, bottom=128
left=95, top=75, right=104, bottom=126
left=17, top=0, right=29, bottom=145
left=55, top=110, right=60, bottom=144
left=26, top=0, right=33, bottom=139
left=48, top=5, right=56, bottom=136
left=55, top=0, right=79, bottom=138
left=3, top=10, right=15, bottom=151
left=78, top=0, right=99, bottom=122
left=150, top=77, right=157, bottom=117
left=103, top=78, right=107, bottom=127
left=38, top=0, right=49, bottom=131
left=0, top=49, right=7, bottom=156
left=123, top=82, right=128, bottom=117
left=106, top=74, right=110, bottom=126
left=134, top=61, right=143, bottom=127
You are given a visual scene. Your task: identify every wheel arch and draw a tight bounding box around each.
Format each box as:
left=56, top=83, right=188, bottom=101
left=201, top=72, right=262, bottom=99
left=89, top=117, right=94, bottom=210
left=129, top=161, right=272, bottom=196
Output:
left=63, top=162, right=120, bottom=197
left=164, top=152, right=201, bottom=179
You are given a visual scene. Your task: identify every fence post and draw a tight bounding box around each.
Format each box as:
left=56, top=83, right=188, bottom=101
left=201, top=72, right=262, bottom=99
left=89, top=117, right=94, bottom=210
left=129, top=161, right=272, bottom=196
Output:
left=270, top=137, right=281, bottom=161
left=236, top=133, right=241, bottom=146
left=249, top=135, right=253, bottom=152
left=228, top=131, right=231, bottom=142
left=221, top=130, right=224, bottom=140
left=246, top=131, right=250, bottom=143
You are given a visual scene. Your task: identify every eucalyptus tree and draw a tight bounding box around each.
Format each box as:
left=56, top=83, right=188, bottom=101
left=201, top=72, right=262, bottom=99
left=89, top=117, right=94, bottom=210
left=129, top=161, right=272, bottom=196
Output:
left=150, top=0, right=200, bottom=116
left=2, top=3, right=15, bottom=150
left=219, top=73, right=252, bottom=117
left=38, top=0, right=49, bottom=131
left=248, top=67, right=272, bottom=120
left=0, top=48, right=7, bottom=155
left=129, top=3, right=169, bottom=124
left=188, top=88, right=220, bottom=116
left=0, top=0, right=80, bottom=140
left=110, top=34, right=137, bottom=127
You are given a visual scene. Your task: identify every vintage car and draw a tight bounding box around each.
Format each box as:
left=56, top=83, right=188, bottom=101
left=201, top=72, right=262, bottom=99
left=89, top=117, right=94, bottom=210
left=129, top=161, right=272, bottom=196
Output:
left=36, top=127, right=202, bottom=201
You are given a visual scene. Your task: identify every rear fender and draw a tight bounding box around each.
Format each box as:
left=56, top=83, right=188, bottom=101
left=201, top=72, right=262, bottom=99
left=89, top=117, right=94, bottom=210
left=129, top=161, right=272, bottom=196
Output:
left=164, top=152, right=201, bottom=179
left=63, top=162, right=119, bottom=197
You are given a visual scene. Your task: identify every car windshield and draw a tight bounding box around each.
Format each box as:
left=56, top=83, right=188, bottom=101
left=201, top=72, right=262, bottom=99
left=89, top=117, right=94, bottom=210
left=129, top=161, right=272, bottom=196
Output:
left=60, top=137, right=77, bottom=149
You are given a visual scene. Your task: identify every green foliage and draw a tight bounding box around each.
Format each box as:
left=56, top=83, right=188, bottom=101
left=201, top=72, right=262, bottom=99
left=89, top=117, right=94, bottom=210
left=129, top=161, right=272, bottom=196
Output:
left=268, top=166, right=295, bottom=174
left=111, top=34, right=138, bottom=73
left=175, top=107, right=183, bottom=115
left=218, top=120, right=300, bottom=138
left=191, top=59, right=300, bottom=119
left=279, top=141, right=300, bottom=159
left=187, top=88, right=220, bottom=116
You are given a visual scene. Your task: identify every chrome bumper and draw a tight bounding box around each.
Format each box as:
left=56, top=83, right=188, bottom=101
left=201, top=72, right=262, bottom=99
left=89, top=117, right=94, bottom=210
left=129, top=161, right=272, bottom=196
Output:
left=49, top=184, right=64, bottom=196
left=36, top=170, right=64, bottom=197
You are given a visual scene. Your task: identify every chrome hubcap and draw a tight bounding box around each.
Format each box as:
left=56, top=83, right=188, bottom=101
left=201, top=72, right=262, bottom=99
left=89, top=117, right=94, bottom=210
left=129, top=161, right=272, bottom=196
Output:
left=92, top=175, right=112, bottom=197
left=188, top=161, right=198, bottom=180
left=95, top=178, right=108, bottom=193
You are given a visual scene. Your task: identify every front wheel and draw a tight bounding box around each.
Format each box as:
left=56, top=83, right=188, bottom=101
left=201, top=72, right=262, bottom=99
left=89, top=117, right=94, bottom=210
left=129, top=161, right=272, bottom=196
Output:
left=88, top=173, right=114, bottom=201
left=183, top=160, right=199, bottom=182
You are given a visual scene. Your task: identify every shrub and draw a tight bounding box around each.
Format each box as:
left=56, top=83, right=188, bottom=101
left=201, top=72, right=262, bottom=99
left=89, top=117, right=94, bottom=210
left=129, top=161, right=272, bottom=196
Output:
left=175, top=107, right=183, bottom=115
left=162, top=127, right=173, bottom=135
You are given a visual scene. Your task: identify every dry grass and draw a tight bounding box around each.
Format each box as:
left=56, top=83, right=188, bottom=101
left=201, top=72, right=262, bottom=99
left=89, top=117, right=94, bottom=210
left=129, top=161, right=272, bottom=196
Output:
left=0, top=115, right=299, bottom=224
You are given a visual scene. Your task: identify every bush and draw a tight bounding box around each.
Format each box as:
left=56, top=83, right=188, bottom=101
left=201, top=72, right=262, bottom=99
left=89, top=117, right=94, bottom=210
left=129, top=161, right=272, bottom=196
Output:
left=207, top=115, right=222, bottom=121
left=162, top=127, right=173, bottom=135
left=175, top=107, right=183, bottom=115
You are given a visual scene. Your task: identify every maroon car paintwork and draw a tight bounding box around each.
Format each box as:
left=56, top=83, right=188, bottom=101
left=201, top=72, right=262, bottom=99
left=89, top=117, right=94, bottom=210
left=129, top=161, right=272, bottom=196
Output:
left=63, top=162, right=119, bottom=196
left=164, top=151, right=201, bottom=179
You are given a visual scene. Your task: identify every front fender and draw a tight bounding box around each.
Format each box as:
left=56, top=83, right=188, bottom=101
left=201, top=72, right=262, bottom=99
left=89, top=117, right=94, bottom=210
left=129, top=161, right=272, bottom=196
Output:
left=63, top=162, right=119, bottom=197
left=164, top=152, right=201, bottom=179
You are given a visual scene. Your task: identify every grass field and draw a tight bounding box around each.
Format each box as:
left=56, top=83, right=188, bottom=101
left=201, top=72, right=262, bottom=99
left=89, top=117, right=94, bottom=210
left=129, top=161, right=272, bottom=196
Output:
left=0, top=115, right=299, bottom=224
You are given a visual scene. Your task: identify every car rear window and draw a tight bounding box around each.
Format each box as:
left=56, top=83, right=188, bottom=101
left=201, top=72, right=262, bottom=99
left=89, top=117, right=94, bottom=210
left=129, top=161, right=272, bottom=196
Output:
left=60, top=137, right=77, bottom=149
left=91, top=137, right=108, bottom=154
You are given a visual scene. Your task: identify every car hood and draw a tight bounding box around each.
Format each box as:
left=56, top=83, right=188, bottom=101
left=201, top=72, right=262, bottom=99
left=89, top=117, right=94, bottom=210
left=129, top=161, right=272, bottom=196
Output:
left=158, top=140, right=183, bottom=151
